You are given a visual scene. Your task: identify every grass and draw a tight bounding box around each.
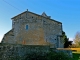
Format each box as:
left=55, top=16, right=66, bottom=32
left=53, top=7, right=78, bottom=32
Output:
left=70, top=48, right=80, bottom=60
left=71, top=52, right=80, bottom=60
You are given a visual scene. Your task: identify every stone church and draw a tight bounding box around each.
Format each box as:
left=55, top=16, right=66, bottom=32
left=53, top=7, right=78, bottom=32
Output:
left=1, top=10, right=64, bottom=48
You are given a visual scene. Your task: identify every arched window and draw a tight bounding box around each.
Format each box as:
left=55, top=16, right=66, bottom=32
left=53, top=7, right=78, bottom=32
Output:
left=25, top=25, right=28, bottom=30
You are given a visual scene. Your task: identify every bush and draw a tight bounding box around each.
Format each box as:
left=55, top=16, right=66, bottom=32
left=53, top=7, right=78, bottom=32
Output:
left=24, top=51, right=71, bottom=60
left=25, top=52, right=48, bottom=60
left=47, top=51, right=71, bottom=60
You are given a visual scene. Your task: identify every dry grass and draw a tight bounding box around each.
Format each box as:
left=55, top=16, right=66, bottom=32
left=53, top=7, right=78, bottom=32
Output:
left=70, top=48, right=80, bottom=52
left=57, top=48, right=80, bottom=52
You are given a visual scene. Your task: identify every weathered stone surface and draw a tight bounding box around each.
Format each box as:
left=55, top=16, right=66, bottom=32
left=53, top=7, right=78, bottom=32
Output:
left=1, top=10, right=63, bottom=48
left=0, top=44, right=50, bottom=60
left=0, top=44, right=72, bottom=60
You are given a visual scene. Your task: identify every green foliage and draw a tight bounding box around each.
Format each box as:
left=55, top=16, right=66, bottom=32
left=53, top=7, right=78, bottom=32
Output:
left=46, top=51, right=71, bottom=60
left=1, top=50, right=71, bottom=60
left=72, top=53, right=80, bottom=60
left=24, top=51, right=71, bottom=60
left=62, top=31, right=72, bottom=48
left=25, top=52, right=48, bottom=60
left=70, top=52, right=80, bottom=60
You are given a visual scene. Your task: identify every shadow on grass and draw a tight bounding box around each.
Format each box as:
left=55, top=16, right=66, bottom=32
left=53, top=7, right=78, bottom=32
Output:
left=71, top=53, right=80, bottom=60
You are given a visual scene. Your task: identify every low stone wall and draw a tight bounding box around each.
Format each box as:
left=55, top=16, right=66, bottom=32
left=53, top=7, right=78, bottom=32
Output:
left=0, top=43, right=50, bottom=60
left=57, top=49, right=72, bottom=57
left=0, top=43, right=72, bottom=60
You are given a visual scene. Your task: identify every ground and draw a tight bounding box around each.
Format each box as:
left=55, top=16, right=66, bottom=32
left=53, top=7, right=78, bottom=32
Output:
left=71, top=52, right=80, bottom=60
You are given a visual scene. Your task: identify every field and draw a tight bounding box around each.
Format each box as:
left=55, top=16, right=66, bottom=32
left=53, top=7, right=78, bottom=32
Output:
left=70, top=48, right=80, bottom=60
left=71, top=52, right=80, bottom=60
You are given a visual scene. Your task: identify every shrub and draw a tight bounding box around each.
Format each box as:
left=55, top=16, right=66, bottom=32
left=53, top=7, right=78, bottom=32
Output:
left=47, top=51, right=71, bottom=60
left=24, top=51, right=71, bottom=60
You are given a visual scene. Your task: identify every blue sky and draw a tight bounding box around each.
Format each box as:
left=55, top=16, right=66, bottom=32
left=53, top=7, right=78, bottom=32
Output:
left=0, top=0, right=80, bottom=42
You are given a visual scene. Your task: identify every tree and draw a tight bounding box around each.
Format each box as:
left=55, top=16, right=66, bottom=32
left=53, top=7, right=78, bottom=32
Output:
left=74, top=32, right=80, bottom=47
left=62, top=31, right=72, bottom=48
left=70, top=44, right=77, bottom=48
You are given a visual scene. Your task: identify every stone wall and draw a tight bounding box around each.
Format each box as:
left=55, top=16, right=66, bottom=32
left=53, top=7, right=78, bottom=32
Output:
left=0, top=44, right=72, bottom=60
left=43, top=17, right=63, bottom=48
left=56, top=49, right=73, bottom=58
left=12, top=11, right=63, bottom=47
left=0, top=44, right=50, bottom=60
left=1, top=29, right=14, bottom=44
left=1, top=10, right=64, bottom=48
left=11, top=11, right=47, bottom=45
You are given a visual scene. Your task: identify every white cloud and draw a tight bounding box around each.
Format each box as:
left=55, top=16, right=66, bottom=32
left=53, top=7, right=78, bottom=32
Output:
left=69, top=38, right=74, bottom=41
